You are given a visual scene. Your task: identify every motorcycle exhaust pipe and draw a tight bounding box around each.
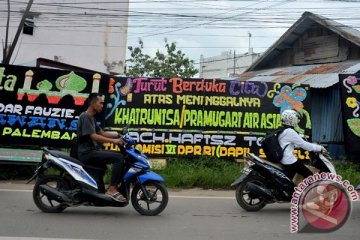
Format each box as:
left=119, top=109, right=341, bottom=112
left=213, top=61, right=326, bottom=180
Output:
left=39, top=184, right=71, bottom=203
left=246, top=182, right=274, bottom=202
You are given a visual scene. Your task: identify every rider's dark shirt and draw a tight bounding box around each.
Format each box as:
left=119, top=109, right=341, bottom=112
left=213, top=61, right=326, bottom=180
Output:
left=76, top=112, right=101, bottom=158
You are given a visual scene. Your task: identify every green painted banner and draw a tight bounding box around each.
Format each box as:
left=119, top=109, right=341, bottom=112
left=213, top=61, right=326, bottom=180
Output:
left=0, top=147, right=42, bottom=163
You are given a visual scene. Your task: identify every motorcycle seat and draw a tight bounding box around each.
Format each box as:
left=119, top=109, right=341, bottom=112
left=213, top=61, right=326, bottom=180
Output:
left=46, top=149, right=106, bottom=171
left=251, top=154, right=284, bottom=171
left=263, top=160, right=284, bottom=171
left=47, top=149, right=83, bottom=165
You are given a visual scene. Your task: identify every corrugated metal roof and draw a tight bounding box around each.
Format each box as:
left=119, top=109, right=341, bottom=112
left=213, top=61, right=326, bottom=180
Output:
left=235, top=61, right=360, bottom=88
left=343, top=63, right=360, bottom=74
left=247, top=12, right=360, bottom=72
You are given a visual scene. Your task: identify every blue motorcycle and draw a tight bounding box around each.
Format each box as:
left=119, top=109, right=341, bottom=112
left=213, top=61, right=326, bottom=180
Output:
left=28, top=130, right=168, bottom=216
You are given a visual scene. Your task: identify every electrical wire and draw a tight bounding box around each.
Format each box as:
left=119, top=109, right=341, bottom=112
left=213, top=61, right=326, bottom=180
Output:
left=1, top=0, right=360, bottom=58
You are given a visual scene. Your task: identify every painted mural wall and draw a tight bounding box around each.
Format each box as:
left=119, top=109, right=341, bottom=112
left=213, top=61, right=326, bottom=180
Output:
left=340, top=74, right=360, bottom=161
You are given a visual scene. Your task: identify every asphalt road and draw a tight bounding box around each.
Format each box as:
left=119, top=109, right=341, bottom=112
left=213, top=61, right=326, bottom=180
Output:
left=0, top=182, right=359, bottom=240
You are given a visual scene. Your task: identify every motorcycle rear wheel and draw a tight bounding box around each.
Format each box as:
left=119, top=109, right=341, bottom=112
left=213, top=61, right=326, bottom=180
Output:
left=33, top=175, right=69, bottom=213
left=236, top=175, right=267, bottom=212
left=131, top=181, right=168, bottom=216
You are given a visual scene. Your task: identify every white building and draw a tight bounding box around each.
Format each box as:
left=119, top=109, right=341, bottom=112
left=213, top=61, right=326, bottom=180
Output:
left=199, top=49, right=261, bottom=79
left=0, top=0, right=129, bottom=74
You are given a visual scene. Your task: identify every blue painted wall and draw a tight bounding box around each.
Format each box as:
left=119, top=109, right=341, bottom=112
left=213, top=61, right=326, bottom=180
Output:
left=311, top=84, right=346, bottom=159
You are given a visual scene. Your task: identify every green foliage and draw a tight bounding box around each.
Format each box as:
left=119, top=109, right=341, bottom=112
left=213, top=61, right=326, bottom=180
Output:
left=126, top=39, right=199, bottom=78
left=334, top=161, right=360, bottom=186
left=151, top=158, right=360, bottom=189
left=156, top=156, right=243, bottom=189
left=68, top=160, right=360, bottom=190
left=0, top=164, right=36, bottom=180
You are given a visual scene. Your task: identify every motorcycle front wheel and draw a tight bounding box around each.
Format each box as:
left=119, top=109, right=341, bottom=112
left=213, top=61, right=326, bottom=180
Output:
left=235, top=175, right=267, bottom=212
left=33, top=175, right=69, bottom=213
left=131, top=181, right=168, bottom=216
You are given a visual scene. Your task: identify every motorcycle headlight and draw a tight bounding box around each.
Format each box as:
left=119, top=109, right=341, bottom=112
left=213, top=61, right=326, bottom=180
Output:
left=138, top=155, right=152, bottom=168
left=146, top=159, right=152, bottom=169
left=242, top=167, right=252, bottom=175
left=245, top=159, right=255, bottom=167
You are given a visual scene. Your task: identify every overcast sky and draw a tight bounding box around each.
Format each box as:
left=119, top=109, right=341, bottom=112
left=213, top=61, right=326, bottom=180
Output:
left=126, top=0, right=360, bottom=65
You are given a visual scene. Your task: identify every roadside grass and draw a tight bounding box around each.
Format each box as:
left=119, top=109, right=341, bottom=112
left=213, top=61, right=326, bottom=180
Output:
left=156, top=157, right=243, bottom=190
left=334, top=161, right=360, bottom=186
left=0, top=164, right=36, bottom=180
left=1, top=157, right=359, bottom=190
left=153, top=157, right=360, bottom=189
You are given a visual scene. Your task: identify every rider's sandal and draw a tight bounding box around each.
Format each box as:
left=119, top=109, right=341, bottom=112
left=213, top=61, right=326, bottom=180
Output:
left=106, top=192, right=127, bottom=202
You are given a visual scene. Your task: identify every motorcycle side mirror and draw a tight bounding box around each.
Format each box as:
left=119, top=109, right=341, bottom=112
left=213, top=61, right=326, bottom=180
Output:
left=122, top=125, right=130, bottom=134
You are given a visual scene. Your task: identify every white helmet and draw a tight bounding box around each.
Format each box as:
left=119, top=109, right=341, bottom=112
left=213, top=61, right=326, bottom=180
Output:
left=281, top=109, right=299, bottom=127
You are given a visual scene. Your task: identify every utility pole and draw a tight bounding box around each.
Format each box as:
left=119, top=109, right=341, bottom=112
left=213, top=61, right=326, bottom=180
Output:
left=248, top=31, right=252, bottom=51
left=3, top=0, right=34, bottom=64
left=233, top=50, right=236, bottom=75
left=3, top=0, right=10, bottom=62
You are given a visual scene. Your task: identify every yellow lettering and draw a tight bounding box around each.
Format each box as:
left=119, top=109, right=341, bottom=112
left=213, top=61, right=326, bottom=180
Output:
left=2, top=127, right=12, bottom=135
left=217, top=147, right=250, bottom=158
left=32, top=129, right=41, bottom=138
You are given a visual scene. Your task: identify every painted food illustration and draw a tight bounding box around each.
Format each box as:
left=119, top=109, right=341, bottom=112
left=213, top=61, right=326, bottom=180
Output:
left=55, top=71, right=87, bottom=92
left=17, top=70, right=95, bottom=105
left=347, top=119, right=360, bottom=137
left=353, top=85, right=360, bottom=94
left=36, top=80, right=53, bottom=91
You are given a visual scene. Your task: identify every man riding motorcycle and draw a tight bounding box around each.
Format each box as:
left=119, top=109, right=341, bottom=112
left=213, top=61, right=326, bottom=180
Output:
left=77, top=93, right=126, bottom=202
